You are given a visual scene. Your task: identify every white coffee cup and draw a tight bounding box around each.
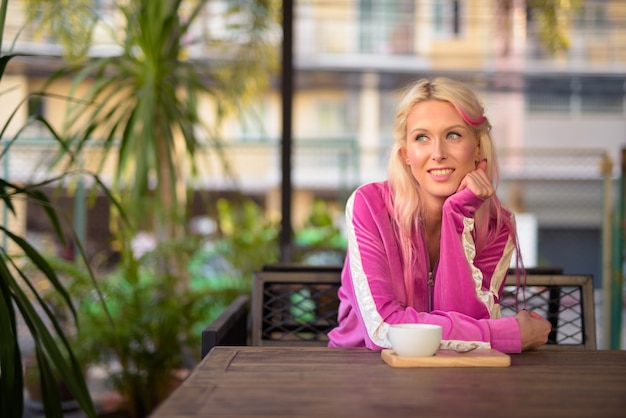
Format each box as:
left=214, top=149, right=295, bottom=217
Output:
left=388, top=323, right=442, bottom=357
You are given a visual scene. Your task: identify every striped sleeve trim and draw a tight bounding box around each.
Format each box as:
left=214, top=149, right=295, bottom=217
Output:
left=346, top=193, right=390, bottom=348
left=462, top=217, right=515, bottom=319
left=489, top=237, right=515, bottom=319
left=462, top=217, right=496, bottom=317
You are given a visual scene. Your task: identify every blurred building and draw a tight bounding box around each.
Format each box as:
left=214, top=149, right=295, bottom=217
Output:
left=2, top=0, right=626, bottom=282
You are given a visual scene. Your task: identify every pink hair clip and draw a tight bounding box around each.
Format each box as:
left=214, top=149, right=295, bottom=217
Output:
left=458, top=107, right=487, bottom=127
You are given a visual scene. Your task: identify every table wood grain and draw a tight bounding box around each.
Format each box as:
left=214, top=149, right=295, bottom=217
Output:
left=151, top=347, right=626, bottom=418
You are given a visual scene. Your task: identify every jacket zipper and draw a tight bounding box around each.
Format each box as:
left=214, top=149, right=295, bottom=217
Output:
left=428, top=271, right=434, bottom=312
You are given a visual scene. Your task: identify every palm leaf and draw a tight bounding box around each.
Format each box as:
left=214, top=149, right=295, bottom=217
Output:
left=5, top=4, right=277, bottom=416
left=0, top=181, right=101, bottom=415
left=0, top=272, right=23, bottom=417
left=41, top=0, right=277, bottom=239
left=0, top=168, right=124, bottom=418
left=1, top=2, right=113, bottom=411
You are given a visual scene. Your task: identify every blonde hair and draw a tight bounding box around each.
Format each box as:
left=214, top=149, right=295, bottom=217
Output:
left=386, top=77, right=516, bottom=304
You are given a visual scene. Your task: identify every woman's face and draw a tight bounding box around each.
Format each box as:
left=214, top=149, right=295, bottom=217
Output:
left=401, top=100, right=480, bottom=208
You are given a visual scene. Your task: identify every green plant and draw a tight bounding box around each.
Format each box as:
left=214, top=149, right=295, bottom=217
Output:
left=19, top=231, right=250, bottom=418
left=0, top=195, right=96, bottom=418
left=70, top=235, right=238, bottom=418
left=30, top=254, right=106, bottom=367
left=36, top=0, right=278, bottom=250
left=212, top=196, right=347, bottom=269
left=187, top=244, right=252, bottom=334
left=290, top=199, right=347, bottom=265
left=54, top=196, right=341, bottom=418
left=0, top=0, right=102, bottom=415
left=8, top=3, right=276, bottom=416
left=498, top=0, right=584, bottom=56
left=214, top=197, right=281, bottom=274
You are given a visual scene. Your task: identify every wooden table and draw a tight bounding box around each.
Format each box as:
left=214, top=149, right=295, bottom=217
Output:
left=151, top=347, right=626, bottom=418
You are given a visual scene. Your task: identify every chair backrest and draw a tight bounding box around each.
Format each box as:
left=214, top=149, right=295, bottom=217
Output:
left=500, top=274, right=596, bottom=350
left=205, top=265, right=596, bottom=354
left=251, top=264, right=343, bottom=346
left=201, top=295, right=250, bottom=359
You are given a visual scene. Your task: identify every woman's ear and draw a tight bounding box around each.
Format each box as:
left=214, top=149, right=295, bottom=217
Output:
left=399, top=147, right=409, bottom=164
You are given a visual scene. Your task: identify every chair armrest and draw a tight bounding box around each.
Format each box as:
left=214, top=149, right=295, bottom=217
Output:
left=201, top=295, right=250, bottom=359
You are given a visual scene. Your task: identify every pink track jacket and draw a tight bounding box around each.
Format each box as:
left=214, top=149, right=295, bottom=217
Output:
left=328, top=181, right=522, bottom=353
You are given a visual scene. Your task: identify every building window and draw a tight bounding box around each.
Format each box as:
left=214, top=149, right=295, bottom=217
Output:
left=359, top=0, right=414, bottom=54
left=580, top=78, right=625, bottom=114
left=526, top=77, right=625, bottom=115
left=526, top=78, right=573, bottom=113
left=526, top=92, right=571, bottom=113
left=433, top=0, right=462, bottom=39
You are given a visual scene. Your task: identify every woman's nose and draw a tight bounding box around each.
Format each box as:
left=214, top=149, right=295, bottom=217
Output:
left=431, top=139, right=446, bottom=161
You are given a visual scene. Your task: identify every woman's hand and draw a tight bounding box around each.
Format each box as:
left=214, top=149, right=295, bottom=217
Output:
left=515, top=310, right=552, bottom=351
left=456, top=159, right=494, bottom=199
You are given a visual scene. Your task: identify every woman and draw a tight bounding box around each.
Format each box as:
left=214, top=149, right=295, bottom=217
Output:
left=328, top=77, right=550, bottom=353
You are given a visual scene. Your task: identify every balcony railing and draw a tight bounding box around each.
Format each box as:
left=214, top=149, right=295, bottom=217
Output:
left=4, top=1, right=626, bottom=71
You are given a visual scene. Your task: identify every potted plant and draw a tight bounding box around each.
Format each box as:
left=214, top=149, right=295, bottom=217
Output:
left=34, top=0, right=278, bottom=257
left=54, top=197, right=280, bottom=417
left=4, top=3, right=275, bottom=415
left=5, top=3, right=276, bottom=416
left=68, top=233, right=247, bottom=418
left=0, top=2, right=133, bottom=416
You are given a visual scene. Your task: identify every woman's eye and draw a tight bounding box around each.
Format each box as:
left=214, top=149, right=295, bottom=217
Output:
left=415, top=134, right=428, bottom=142
left=446, top=132, right=461, bottom=140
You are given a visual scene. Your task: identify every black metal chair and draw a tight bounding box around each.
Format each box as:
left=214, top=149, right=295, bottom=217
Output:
left=201, top=266, right=596, bottom=359
left=201, top=264, right=342, bottom=358
left=200, top=295, right=250, bottom=359
left=500, top=273, right=596, bottom=349
left=250, top=264, right=343, bottom=346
